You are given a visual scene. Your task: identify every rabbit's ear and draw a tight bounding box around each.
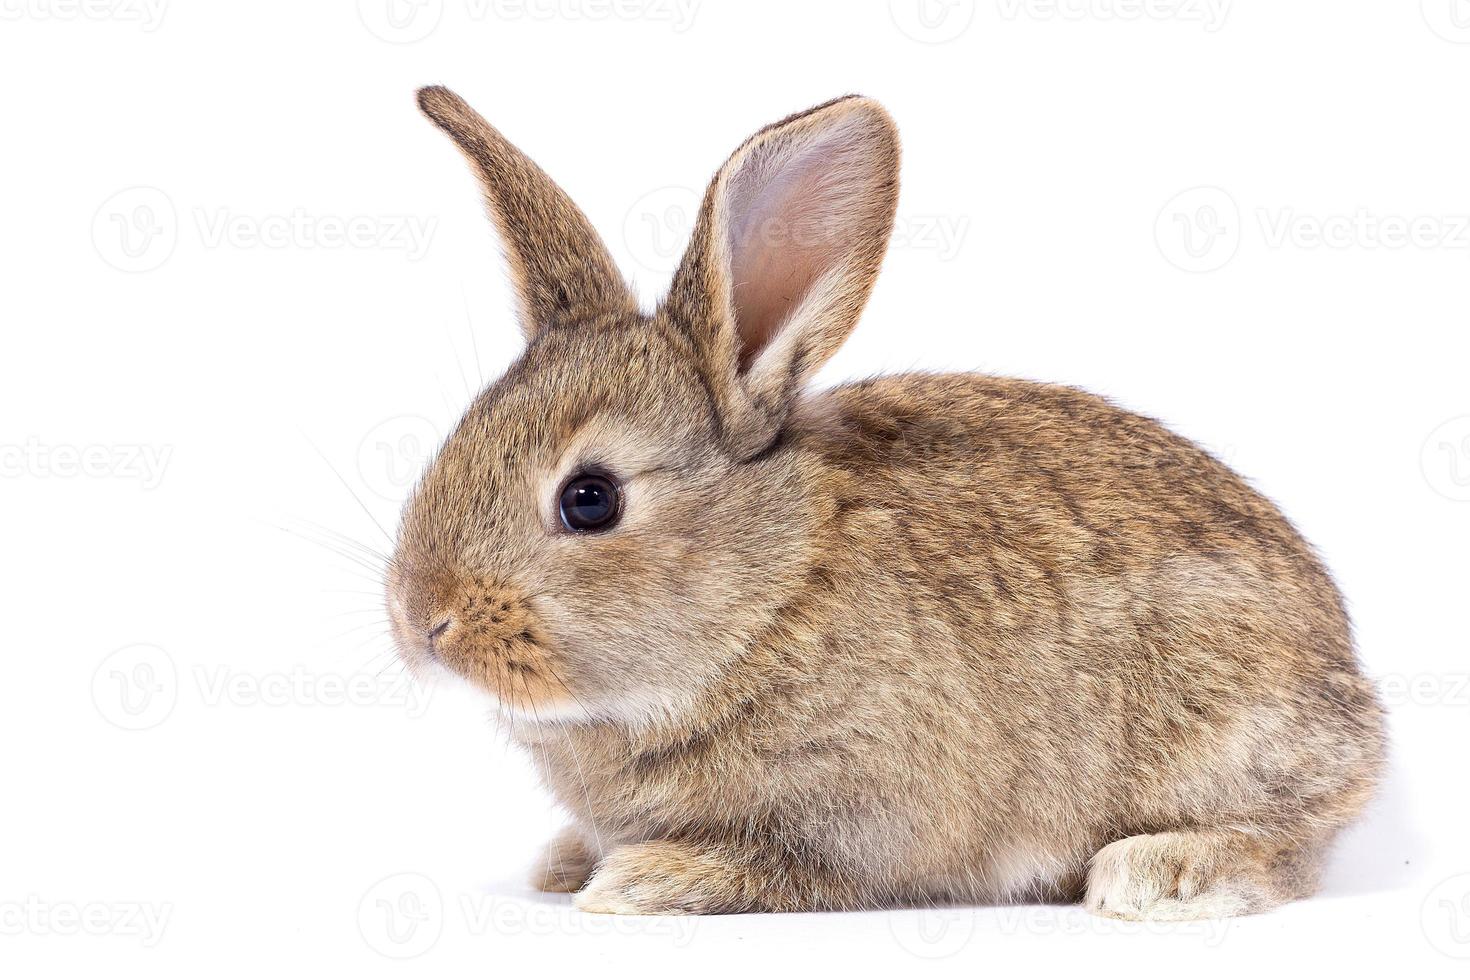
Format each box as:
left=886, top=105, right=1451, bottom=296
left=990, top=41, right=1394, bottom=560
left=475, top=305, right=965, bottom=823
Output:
left=417, top=86, right=635, bottom=338
left=663, top=96, right=899, bottom=457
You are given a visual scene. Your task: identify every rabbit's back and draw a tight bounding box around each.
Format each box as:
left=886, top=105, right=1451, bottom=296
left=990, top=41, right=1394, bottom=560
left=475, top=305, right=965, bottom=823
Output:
left=800, top=371, right=1323, bottom=578
left=782, top=372, right=1384, bottom=857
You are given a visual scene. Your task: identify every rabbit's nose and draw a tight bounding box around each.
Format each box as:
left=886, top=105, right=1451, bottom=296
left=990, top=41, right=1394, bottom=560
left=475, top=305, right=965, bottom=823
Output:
left=410, top=578, right=571, bottom=711
left=427, top=578, right=537, bottom=649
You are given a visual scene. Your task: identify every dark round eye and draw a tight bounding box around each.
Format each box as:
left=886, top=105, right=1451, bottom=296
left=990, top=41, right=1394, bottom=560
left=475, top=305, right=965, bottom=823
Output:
left=558, top=473, right=621, bottom=533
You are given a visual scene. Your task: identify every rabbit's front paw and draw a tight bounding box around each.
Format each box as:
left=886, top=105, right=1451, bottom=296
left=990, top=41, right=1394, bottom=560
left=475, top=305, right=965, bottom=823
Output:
left=574, top=841, right=747, bottom=915
left=528, top=825, right=599, bottom=893
left=1084, top=830, right=1295, bottom=921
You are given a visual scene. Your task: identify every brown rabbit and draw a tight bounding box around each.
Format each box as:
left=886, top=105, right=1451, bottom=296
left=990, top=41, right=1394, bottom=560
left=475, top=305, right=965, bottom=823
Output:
left=386, top=86, right=1385, bottom=919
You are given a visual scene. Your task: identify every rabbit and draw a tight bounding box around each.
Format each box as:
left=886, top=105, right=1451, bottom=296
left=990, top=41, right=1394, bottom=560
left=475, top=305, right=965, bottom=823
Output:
left=385, top=85, right=1386, bottom=919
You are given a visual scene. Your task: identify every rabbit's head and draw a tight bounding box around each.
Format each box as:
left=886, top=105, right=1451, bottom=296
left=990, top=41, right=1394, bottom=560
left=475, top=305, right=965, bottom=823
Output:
left=387, top=87, right=899, bottom=726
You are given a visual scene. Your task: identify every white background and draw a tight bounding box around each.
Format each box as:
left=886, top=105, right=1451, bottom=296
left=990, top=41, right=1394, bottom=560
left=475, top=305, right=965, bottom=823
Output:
left=2, top=1, right=1468, bottom=976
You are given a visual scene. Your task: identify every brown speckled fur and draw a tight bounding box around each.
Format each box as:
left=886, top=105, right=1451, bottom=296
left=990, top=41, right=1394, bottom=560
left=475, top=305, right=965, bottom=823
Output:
left=387, top=87, right=1385, bottom=918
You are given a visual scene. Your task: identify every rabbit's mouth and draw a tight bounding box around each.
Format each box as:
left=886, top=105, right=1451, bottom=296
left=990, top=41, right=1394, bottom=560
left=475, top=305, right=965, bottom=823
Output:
left=432, top=615, right=574, bottom=719
left=388, top=571, right=589, bottom=723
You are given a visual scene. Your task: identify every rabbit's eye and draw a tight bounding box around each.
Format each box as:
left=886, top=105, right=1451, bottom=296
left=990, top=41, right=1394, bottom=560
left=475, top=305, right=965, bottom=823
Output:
left=558, top=473, right=621, bottom=533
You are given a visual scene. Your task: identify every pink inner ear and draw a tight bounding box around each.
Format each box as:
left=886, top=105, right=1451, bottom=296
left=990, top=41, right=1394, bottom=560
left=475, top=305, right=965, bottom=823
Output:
left=725, top=119, right=878, bottom=369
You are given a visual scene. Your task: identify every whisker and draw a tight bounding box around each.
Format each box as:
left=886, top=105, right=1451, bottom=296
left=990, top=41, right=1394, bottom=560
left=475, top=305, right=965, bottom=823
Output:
left=294, top=518, right=393, bottom=564
left=513, top=670, right=565, bottom=886
left=271, top=522, right=388, bottom=580
left=296, top=428, right=395, bottom=546
left=460, top=284, right=486, bottom=389
left=322, top=618, right=392, bottom=643
left=325, top=607, right=392, bottom=620
left=446, top=317, right=475, bottom=402
left=434, top=374, right=460, bottom=421
left=540, top=661, right=606, bottom=859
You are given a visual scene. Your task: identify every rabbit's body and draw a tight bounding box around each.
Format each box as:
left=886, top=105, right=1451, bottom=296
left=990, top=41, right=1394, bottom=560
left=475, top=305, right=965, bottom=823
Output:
left=389, top=88, right=1384, bottom=918
left=522, top=372, right=1383, bottom=915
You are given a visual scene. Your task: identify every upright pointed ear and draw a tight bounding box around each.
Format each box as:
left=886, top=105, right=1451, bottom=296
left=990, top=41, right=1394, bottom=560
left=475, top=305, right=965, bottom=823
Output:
left=417, top=86, right=635, bottom=338
left=661, top=95, right=900, bottom=458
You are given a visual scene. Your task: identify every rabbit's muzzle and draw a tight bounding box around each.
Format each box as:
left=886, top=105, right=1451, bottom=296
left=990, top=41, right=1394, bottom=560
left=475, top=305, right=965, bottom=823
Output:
left=391, top=571, right=575, bottom=714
